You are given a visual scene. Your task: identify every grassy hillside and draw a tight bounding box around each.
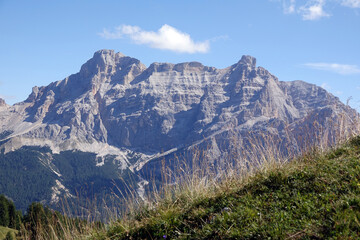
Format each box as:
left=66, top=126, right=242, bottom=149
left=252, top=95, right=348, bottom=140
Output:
left=93, top=136, right=360, bottom=239
left=0, top=226, right=17, bottom=240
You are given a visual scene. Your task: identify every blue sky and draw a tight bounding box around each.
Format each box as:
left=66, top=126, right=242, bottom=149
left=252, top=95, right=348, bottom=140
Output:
left=0, top=0, right=359, bottom=109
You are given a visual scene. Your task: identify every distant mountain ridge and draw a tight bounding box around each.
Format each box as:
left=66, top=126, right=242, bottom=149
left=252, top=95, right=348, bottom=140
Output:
left=0, top=49, right=358, bottom=212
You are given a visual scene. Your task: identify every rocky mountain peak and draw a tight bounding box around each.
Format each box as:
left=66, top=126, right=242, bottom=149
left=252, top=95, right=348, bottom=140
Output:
left=93, top=49, right=125, bottom=61
left=173, top=62, right=205, bottom=72
left=80, top=49, right=119, bottom=72
left=145, top=61, right=217, bottom=76
left=0, top=49, right=358, bottom=214
left=147, top=62, right=175, bottom=73
left=0, top=98, right=7, bottom=107
left=25, top=86, right=41, bottom=102
left=79, top=49, right=145, bottom=82
left=237, top=55, right=256, bottom=69
left=1, top=49, right=357, bottom=161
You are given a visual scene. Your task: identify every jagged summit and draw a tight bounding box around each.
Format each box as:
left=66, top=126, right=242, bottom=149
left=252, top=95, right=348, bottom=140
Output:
left=238, top=55, right=256, bottom=68
left=95, top=49, right=124, bottom=57
left=93, top=49, right=125, bottom=60
left=0, top=49, right=357, bottom=163
left=80, top=49, right=126, bottom=73
left=0, top=49, right=358, bottom=212
left=78, top=50, right=146, bottom=84
left=147, top=61, right=216, bottom=73
left=81, top=49, right=257, bottom=76
left=0, top=98, right=7, bottom=107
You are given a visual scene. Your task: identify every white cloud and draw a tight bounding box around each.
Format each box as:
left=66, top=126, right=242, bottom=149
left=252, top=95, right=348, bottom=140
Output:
left=341, top=0, right=360, bottom=8
left=304, top=62, right=360, bottom=75
left=321, top=82, right=331, bottom=90
left=99, top=24, right=210, bottom=54
left=283, top=0, right=296, bottom=14
left=277, top=0, right=360, bottom=20
left=299, top=0, right=330, bottom=20
left=277, top=0, right=360, bottom=19
left=98, top=28, right=123, bottom=39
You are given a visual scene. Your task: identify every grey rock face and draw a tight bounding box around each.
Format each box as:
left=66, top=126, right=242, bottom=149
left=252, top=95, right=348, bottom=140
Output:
left=0, top=98, right=6, bottom=107
left=0, top=98, right=8, bottom=108
left=0, top=49, right=358, bottom=170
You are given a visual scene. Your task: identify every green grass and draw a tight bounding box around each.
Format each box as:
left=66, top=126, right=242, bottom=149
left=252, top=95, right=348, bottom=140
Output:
left=94, top=136, right=360, bottom=239
left=0, top=226, right=17, bottom=240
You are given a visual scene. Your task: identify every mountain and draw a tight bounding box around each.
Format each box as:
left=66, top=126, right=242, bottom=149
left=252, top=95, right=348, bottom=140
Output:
left=0, top=49, right=358, bottom=213
left=0, top=98, right=6, bottom=107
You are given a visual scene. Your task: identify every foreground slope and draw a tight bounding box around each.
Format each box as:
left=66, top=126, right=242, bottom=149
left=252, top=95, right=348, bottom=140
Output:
left=0, top=49, right=358, bottom=212
left=0, top=226, right=17, bottom=240
left=99, top=136, right=360, bottom=239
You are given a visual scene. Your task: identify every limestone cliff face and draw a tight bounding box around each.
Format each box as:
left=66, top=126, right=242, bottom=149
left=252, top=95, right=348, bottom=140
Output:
left=0, top=98, right=6, bottom=107
left=0, top=50, right=358, bottom=168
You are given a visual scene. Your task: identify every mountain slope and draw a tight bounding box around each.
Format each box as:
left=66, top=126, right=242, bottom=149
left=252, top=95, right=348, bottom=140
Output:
left=99, top=136, right=360, bottom=239
left=0, top=49, right=358, bottom=212
left=1, top=50, right=356, bottom=158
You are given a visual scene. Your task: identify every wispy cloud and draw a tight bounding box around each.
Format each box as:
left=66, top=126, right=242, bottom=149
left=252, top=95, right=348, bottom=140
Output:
left=299, top=0, right=330, bottom=20
left=341, top=0, right=360, bottom=8
left=0, top=94, right=15, bottom=101
left=99, top=28, right=123, bottom=39
left=277, top=0, right=359, bottom=20
left=304, top=62, right=360, bottom=75
left=321, top=82, right=331, bottom=90
left=99, top=24, right=210, bottom=54
left=283, top=0, right=296, bottom=14
left=209, top=35, right=229, bottom=42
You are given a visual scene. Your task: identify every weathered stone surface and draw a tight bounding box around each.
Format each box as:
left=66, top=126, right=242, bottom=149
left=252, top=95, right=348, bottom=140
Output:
left=0, top=49, right=358, bottom=169
left=0, top=98, right=6, bottom=107
left=1, top=49, right=359, bottom=212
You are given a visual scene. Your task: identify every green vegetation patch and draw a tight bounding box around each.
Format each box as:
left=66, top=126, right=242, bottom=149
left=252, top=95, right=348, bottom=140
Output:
left=0, top=226, right=17, bottom=240
left=0, top=147, right=56, bottom=211
left=101, top=136, right=360, bottom=239
left=0, top=146, right=139, bottom=215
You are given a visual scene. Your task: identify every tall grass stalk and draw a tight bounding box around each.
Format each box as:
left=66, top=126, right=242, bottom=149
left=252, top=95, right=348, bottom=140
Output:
left=17, top=108, right=360, bottom=239
left=102, top=109, right=360, bottom=237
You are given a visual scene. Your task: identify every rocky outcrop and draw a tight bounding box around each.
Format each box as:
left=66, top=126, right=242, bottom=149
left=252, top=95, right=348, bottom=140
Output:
left=0, top=98, right=6, bottom=107
left=1, top=49, right=359, bottom=213
left=0, top=49, right=358, bottom=169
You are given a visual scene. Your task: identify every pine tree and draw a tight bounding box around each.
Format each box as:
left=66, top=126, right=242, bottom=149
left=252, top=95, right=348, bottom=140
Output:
left=7, top=201, right=16, bottom=229
left=24, top=202, right=48, bottom=239
left=0, top=195, right=9, bottom=227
